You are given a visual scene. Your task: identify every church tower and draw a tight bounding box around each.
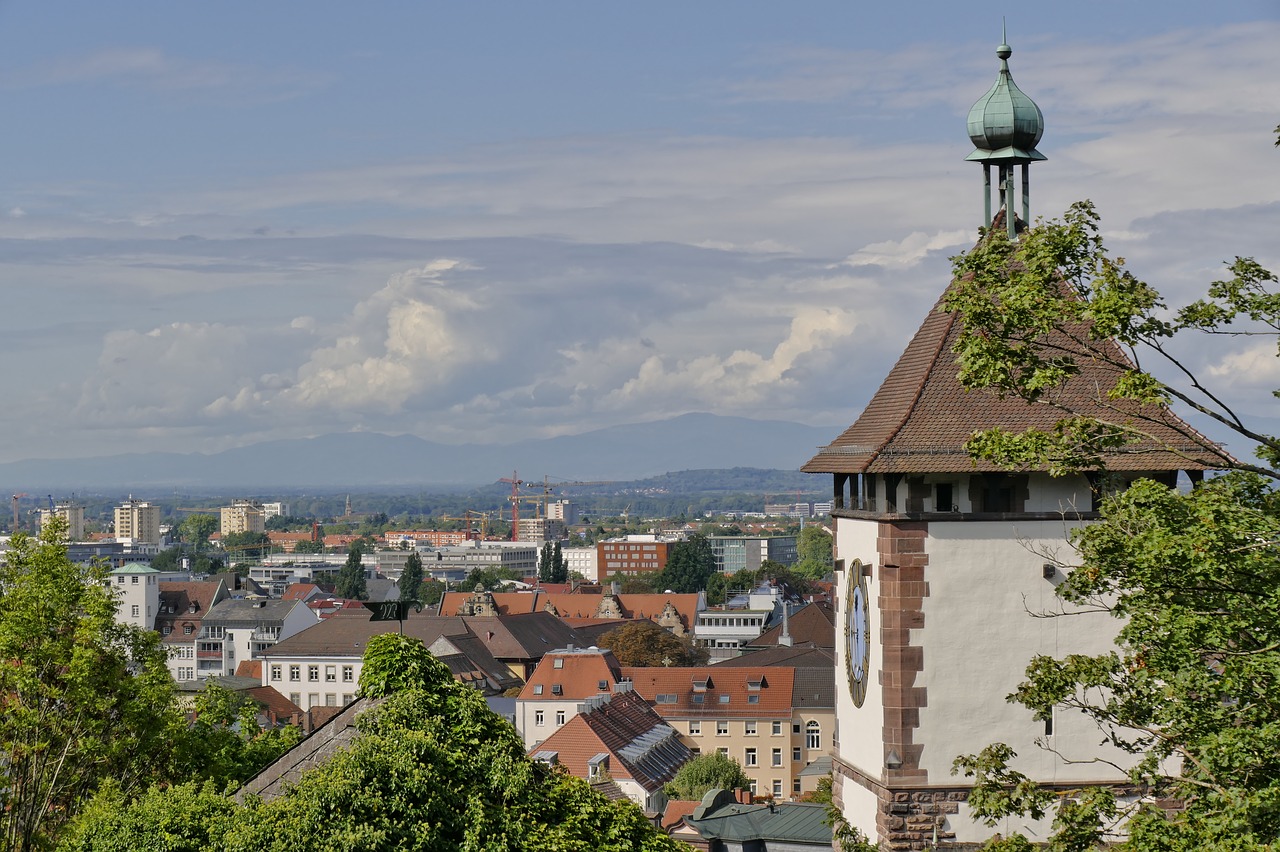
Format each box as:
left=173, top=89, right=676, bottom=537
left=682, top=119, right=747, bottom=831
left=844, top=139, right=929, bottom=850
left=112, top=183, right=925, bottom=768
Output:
left=804, top=36, right=1218, bottom=850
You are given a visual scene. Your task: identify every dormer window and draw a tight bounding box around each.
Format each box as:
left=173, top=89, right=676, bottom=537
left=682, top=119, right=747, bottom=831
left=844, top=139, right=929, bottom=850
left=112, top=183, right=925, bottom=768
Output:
left=533, top=684, right=544, bottom=695
left=747, top=677, right=766, bottom=691
left=553, top=658, right=564, bottom=669
left=692, top=677, right=713, bottom=692
left=598, top=680, right=609, bottom=691
left=551, top=684, right=563, bottom=695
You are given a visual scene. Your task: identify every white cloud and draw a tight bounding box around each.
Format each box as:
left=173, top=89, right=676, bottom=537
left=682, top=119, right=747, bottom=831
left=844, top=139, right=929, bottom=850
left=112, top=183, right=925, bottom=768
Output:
left=842, top=230, right=970, bottom=269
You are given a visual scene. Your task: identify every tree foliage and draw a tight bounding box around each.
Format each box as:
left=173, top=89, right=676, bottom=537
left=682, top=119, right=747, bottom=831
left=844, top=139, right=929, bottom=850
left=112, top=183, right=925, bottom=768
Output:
left=172, top=683, right=303, bottom=788
left=663, top=752, right=751, bottom=801
left=180, top=514, right=219, bottom=551
left=660, top=534, right=716, bottom=593
left=336, top=542, right=368, bottom=600
left=65, top=634, right=687, bottom=852
left=794, top=526, right=834, bottom=580
left=399, top=551, right=424, bottom=603
left=944, top=200, right=1278, bottom=478
left=0, top=518, right=182, bottom=852
left=946, top=203, right=1280, bottom=849
left=597, top=620, right=707, bottom=667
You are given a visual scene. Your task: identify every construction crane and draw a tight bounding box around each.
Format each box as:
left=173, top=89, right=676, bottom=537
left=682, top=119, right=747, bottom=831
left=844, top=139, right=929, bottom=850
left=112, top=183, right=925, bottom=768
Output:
left=498, top=471, right=523, bottom=541
left=438, top=510, right=491, bottom=541
left=11, top=493, right=27, bottom=532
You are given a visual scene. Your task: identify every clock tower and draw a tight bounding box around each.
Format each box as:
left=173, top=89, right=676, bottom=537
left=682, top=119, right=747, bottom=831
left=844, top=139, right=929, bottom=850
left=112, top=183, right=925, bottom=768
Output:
left=804, top=36, right=1220, bottom=850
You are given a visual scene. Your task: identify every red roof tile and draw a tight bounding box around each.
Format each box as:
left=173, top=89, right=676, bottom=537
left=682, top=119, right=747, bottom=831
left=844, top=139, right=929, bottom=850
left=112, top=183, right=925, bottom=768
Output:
left=622, top=667, right=795, bottom=719
left=803, top=257, right=1227, bottom=475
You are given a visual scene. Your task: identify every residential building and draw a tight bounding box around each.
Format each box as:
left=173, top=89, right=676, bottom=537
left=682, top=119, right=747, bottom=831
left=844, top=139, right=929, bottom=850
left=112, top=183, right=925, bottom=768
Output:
left=259, top=610, right=576, bottom=711
left=155, top=579, right=232, bottom=681
left=800, top=40, right=1223, bottom=849
left=199, top=597, right=319, bottom=675
left=516, top=516, right=566, bottom=543
left=546, top=499, right=578, bottom=525
left=114, top=497, right=161, bottom=544
left=532, top=686, right=690, bottom=814
left=516, top=645, right=624, bottom=749
left=597, top=534, right=674, bottom=577
left=438, top=587, right=702, bottom=638
left=623, top=666, right=834, bottom=800
left=221, top=499, right=266, bottom=535
left=39, top=500, right=85, bottom=541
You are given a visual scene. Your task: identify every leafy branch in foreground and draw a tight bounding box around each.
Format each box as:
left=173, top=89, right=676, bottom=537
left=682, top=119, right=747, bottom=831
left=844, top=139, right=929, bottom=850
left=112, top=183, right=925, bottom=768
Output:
left=944, top=200, right=1279, bottom=478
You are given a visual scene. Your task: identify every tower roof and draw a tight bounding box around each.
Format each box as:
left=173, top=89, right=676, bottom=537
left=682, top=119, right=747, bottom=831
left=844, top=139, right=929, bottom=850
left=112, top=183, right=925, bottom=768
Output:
left=802, top=234, right=1227, bottom=476
left=965, top=31, right=1045, bottom=164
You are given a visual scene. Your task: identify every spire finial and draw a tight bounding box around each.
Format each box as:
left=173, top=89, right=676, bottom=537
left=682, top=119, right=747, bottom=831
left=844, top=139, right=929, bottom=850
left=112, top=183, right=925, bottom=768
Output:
left=997, top=19, right=1011, bottom=62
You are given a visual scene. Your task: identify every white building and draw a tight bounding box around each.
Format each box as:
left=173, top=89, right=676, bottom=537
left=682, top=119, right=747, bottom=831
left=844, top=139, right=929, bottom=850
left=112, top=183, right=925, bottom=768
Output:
left=801, top=38, right=1221, bottom=849
left=221, top=499, right=265, bottom=535
left=561, top=546, right=598, bottom=582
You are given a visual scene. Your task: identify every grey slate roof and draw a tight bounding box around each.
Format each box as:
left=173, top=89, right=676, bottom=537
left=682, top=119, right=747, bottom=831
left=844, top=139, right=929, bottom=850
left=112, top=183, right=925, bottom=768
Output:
left=203, top=598, right=297, bottom=626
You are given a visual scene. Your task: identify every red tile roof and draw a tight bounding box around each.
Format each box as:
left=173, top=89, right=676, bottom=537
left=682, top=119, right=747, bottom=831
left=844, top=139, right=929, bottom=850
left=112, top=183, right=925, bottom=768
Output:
left=803, top=261, right=1227, bottom=475
left=533, top=689, right=690, bottom=792
left=622, top=667, right=795, bottom=719
left=519, top=648, right=623, bottom=700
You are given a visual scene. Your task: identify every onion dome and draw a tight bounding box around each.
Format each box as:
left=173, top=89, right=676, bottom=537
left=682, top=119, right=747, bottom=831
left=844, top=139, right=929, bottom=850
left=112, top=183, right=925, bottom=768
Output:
left=965, top=35, right=1045, bottom=164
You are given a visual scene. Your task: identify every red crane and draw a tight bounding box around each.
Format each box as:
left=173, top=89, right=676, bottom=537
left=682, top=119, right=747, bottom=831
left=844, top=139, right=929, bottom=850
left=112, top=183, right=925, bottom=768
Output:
left=498, top=471, right=523, bottom=541
left=11, top=493, right=28, bottom=533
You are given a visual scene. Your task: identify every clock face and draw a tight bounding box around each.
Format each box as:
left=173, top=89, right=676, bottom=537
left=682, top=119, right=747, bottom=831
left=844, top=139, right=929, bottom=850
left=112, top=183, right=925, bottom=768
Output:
left=846, top=561, right=870, bottom=707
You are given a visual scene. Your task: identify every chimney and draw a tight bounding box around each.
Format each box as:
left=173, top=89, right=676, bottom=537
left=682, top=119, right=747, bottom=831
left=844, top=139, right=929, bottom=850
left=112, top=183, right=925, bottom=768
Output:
left=779, top=602, right=793, bottom=647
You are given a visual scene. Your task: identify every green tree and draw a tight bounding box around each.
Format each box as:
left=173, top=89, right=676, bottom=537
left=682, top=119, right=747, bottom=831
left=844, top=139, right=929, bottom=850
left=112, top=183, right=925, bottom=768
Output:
left=944, top=200, right=1275, bottom=478
left=291, top=538, right=326, bottom=554
left=399, top=550, right=424, bottom=602
left=64, top=634, right=687, bottom=852
left=335, top=542, right=367, bottom=600
left=705, top=570, right=729, bottom=606
left=0, top=518, right=182, bottom=852
left=598, top=620, right=707, bottom=667
left=149, top=546, right=182, bottom=571
left=537, top=541, right=554, bottom=583
left=419, top=578, right=446, bottom=607
left=551, top=541, right=567, bottom=583
left=172, top=682, right=302, bottom=787
left=944, top=204, right=1280, bottom=849
left=465, top=565, right=522, bottom=591
left=179, top=513, right=218, bottom=552
left=221, top=530, right=271, bottom=561
left=602, top=572, right=659, bottom=594
left=660, top=534, right=716, bottom=593
left=794, top=526, right=833, bottom=580
left=664, top=752, right=751, bottom=801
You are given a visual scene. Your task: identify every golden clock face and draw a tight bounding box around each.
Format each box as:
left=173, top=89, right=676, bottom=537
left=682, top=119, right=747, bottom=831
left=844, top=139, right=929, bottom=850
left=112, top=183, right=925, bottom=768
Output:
left=846, top=561, right=870, bottom=707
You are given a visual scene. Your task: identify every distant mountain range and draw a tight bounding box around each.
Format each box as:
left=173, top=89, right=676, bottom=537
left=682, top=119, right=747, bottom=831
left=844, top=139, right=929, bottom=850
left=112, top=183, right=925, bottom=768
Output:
left=0, top=414, right=840, bottom=491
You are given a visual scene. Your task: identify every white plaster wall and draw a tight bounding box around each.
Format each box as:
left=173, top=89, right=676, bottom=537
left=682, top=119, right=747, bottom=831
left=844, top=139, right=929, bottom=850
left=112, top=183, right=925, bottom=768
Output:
left=832, top=519, right=884, bottom=782
left=517, top=698, right=580, bottom=749
left=840, top=774, right=881, bottom=842
left=1023, top=473, right=1093, bottom=513
left=917, top=519, right=1132, bottom=784
left=950, top=801, right=1057, bottom=846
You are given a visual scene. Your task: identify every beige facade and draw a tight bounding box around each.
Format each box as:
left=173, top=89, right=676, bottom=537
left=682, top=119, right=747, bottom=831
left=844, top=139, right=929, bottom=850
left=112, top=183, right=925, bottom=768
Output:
left=115, top=498, right=161, bottom=544
left=221, top=499, right=265, bottom=535
left=39, top=501, right=85, bottom=541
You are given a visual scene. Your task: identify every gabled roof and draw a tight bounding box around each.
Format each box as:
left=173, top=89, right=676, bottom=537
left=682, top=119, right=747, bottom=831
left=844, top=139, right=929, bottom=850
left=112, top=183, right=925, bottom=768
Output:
left=713, top=644, right=836, bottom=671
left=438, top=591, right=702, bottom=629
left=748, top=601, right=835, bottom=649
left=685, top=790, right=831, bottom=846
left=622, top=667, right=795, bottom=718
left=519, top=648, right=623, bottom=700
left=802, top=264, right=1225, bottom=475
left=533, top=689, right=690, bottom=793
left=156, top=580, right=228, bottom=640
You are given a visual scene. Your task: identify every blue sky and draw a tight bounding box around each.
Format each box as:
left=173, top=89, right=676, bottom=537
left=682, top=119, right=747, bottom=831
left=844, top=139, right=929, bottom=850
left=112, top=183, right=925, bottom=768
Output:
left=0, top=2, right=1276, bottom=465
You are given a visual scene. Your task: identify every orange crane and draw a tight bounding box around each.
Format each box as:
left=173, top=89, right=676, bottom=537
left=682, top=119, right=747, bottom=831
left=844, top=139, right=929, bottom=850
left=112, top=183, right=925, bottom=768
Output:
left=11, top=493, right=28, bottom=532
left=438, top=510, right=491, bottom=541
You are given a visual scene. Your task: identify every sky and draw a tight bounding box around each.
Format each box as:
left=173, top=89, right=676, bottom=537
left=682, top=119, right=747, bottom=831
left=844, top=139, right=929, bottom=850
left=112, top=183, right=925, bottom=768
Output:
left=0, top=1, right=1277, bottom=466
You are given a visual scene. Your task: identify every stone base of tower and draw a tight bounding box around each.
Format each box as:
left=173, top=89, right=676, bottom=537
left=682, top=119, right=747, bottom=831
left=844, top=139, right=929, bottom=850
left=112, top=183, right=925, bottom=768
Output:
left=833, top=755, right=970, bottom=851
